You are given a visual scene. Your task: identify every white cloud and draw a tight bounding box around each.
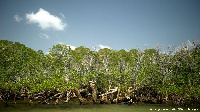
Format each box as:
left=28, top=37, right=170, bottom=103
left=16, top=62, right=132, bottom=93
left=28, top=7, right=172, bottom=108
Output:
left=26, top=8, right=67, bottom=30
left=39, top=33, right=49, bottom=39
left=60, top=13, right=65, bottom=18
left=45, top=52, right=49, bottom=54
left=98, top=44, right=111, bottom=49
left=14, top=14, right=22, bottom=22
left=69, top=45, right=76, bottom=50
left=57, top=42, right=76, bottom=50
left=92, top=44, right=111, bottom=51
left=58, top=42, right=64, bottom=44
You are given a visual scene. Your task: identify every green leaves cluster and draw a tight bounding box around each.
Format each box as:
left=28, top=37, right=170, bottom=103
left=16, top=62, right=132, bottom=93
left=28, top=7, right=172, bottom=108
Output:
left=0, top=40, right=200, bottom=103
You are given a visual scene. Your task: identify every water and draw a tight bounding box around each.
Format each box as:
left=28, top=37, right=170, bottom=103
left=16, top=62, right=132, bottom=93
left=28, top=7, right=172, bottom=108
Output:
left=0, top=100, right=199, bottom=112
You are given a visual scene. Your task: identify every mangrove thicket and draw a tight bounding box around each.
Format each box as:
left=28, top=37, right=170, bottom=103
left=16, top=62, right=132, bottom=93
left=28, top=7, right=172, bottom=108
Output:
left=0, top=40, right=200, bottom=106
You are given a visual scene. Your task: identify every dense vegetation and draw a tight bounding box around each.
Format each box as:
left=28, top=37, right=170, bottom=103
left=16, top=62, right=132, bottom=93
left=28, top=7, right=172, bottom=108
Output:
left=0, top=40, right=200, bottom=106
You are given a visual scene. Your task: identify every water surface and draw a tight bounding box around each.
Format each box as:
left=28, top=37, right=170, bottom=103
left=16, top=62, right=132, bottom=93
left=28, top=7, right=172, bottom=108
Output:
left=0, top=100, right=199, bottom=112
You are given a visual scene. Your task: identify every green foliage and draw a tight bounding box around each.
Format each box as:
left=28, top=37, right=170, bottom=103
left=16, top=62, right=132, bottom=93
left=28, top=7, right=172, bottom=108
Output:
left=0, top=40, right=200, bottom=104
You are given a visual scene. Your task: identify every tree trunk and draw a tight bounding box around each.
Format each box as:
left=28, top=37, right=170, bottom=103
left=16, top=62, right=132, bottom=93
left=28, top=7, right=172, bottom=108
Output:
left=116, top=83, right=121, bottom=104
left=90, top=82, right=97, bottom=104
left=0, top=93, right=8, bottom=107
left=74, top=88, right=86, bottom=105
left=65, top=90, right=71, bottom=103
left=14, top=92, right=17, bottom=104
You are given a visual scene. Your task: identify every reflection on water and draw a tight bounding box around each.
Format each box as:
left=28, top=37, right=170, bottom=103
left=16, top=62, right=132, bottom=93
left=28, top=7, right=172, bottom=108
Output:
left=0, top=100, right=199, bottom=112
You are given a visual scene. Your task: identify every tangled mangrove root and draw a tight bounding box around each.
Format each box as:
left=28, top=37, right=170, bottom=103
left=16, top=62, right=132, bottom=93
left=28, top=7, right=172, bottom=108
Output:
left=1, top=82, right=199, bottom=107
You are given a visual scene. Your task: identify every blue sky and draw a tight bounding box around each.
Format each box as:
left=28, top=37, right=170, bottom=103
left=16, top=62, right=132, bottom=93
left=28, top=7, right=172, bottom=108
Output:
left=0, top=0, right=200, bottom=53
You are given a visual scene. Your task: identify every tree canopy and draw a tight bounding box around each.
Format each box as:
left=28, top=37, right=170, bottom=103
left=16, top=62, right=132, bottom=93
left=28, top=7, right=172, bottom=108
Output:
left=0, top=40, right=200, bottom=106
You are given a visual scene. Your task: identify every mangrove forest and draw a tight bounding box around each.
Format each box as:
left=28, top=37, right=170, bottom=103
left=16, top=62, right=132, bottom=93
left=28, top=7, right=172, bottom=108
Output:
left=0, top=40, right=200, bottom=107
